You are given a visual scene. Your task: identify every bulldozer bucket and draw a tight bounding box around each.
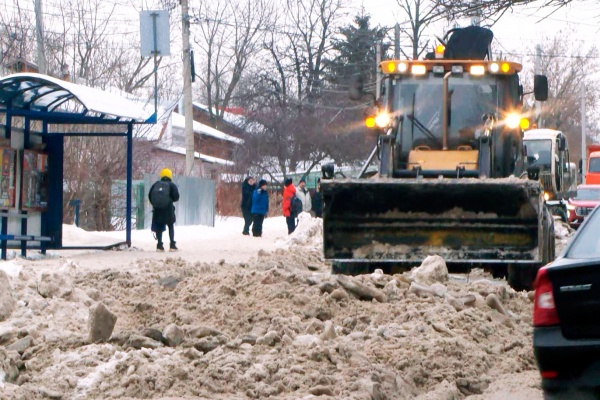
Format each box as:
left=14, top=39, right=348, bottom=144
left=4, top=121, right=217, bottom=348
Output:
left=322, top=178, right=546, bottom=274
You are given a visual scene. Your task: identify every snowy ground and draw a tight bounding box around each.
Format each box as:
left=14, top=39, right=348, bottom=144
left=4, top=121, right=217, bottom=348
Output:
left=0, top=213, right=576, bottom=399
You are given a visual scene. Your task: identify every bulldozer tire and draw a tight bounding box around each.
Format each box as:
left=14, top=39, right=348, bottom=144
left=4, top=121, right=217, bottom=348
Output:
left=507, top=264, right=535, bottom=292
left=331, top=262, right=373, bottom=275
left=331, top=262, right=344, bottom=275
left=491, top=265, right=508, bottom=279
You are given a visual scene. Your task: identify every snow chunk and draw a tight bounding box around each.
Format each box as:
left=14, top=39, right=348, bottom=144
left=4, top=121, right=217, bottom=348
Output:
left=411, top=255, right=449, bottom=285
left=0, top=261, right=22, bottom=278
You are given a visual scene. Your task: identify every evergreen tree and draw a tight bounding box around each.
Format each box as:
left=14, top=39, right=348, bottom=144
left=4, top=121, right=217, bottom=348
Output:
left=326, top=12, right=391, bottom=91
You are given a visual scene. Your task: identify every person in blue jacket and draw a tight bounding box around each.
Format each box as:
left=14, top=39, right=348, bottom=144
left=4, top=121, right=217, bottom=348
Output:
left=251, top=179, right=269, bottom=237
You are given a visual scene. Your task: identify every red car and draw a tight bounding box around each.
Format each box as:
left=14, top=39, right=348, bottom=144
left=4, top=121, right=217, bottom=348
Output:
left=567, top=184, right=600, bottom=229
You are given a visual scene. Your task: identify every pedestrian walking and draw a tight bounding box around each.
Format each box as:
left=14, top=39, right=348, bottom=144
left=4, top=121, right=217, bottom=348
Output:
left=149, top=168, right=180, bottom=252
left=241, top=176, right=256, bottom=235
left=251, top=179, right=269, bottom=237
left=312, top=178, right=323, bottom=218
left=296, top=177, right=312, bottom=213
left=282, top=178, right=297, bottom=234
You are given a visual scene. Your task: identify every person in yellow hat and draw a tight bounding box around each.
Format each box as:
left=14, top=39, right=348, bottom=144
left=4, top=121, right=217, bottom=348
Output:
left=148, top=168, right=180, bottom=251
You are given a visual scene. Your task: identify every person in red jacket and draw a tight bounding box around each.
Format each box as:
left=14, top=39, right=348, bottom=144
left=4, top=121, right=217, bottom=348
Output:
left=282, top=178, right=297, bottom=234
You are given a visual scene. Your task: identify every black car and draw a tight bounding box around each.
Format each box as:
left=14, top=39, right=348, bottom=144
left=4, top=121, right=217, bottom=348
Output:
left=533, top=204, right=600, bottom=399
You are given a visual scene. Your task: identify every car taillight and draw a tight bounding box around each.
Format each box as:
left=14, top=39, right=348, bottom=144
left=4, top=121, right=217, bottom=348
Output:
left=533, top=267, right=560, bottom=327
left=541, top=370, right=558, bottom=379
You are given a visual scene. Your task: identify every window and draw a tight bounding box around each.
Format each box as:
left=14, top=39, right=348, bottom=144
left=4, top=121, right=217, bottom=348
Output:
left=589, top=157, right=600, bottom=173
left=567, top=207, right=600, bottom=259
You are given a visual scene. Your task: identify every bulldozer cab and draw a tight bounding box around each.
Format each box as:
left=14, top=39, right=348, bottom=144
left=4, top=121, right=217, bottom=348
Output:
left=377, top=60, right=526, bottom=179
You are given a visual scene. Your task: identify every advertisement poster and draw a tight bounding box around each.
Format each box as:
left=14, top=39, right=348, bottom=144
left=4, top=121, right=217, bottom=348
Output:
left=0, top=147, right=16, bottom=208
left=21, top=149, right=49, bottom=211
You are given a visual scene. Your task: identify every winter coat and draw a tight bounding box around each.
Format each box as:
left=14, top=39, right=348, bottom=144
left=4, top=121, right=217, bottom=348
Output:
left=149, top=177, right=180, bottom=226
left=241, top=178, right=256, bottom=213
left=282, top=184, right=296, bottom=217
left=312, top=189, right=323, bottom=217
left=296, top=186, right=312, bottom=213
left=251, top=188, right=269, bottom=215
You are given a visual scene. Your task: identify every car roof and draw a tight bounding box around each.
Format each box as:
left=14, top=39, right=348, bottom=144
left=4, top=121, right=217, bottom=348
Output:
left=524, top=129, right=562, bottom=139
left=577, top=184, right=600, bottom=190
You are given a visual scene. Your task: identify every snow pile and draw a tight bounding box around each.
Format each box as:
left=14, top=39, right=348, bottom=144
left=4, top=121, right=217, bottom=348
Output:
left=0, top=262, right=21, bottom=278
left=62, top=224, right=119, bottom=247
left=0, top=248, right=541, bottom=399
left=282, top=212, right=323, bottom=249
left=0, top=214, right=553, bottom=399
left=554, top=219, right=575, bottom=256
left=554, top=218, right=573, bottom=239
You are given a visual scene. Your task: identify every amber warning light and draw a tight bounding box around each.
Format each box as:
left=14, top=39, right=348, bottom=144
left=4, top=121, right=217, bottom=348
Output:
left=435, top=44, right=445, bottom=59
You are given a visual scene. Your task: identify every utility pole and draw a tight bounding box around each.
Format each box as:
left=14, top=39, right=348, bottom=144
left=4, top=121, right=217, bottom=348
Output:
left=394, top=24, right=400, bottom=59
left=581, top=87, right=587, bottom=181
left=182, top=0, right=195, bottom=176
left=470, top=0, right=481, bottom=26
left=35, top=0, right=46, bottom=74
left=535, top=44, right=542, bottom=128
left=376, top=40, right=382, bottom=99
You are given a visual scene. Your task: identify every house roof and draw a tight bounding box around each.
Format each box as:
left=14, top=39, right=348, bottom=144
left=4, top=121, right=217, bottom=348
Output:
left=157, top=143, right=235, bottom=166
left=171, top=112, right=243, bottom=144
left=0, top=73, right=150, bottom=122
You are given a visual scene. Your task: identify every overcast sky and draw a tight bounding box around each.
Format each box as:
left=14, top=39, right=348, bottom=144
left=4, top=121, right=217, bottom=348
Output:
left=349, top=0, right=600, bottom=61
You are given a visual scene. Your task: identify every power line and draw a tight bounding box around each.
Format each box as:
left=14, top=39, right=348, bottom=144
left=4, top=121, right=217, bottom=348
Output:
left=0, top=22, right=139, bottom=37
left=0, top=0, right=148, bottom=21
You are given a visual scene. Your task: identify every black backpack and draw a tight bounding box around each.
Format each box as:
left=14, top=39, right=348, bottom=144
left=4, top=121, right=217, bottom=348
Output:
left=150, top=181, right=171, bottom=210
left=291, top=195, right=303, bottom=218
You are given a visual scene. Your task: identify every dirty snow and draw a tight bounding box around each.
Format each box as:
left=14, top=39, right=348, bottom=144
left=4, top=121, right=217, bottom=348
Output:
left=554, top=217, right=576, bottom=256
left=0, top=213, right=570, bottom=399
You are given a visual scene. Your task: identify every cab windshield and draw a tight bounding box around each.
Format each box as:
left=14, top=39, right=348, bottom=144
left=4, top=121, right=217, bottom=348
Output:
left=524, top=139, right=552, bottom=169
left=392, top=74, right=498, bottom=151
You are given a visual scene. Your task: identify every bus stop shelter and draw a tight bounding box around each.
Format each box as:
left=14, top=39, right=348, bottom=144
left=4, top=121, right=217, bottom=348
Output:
left=0, top=72, right=151, bottom=259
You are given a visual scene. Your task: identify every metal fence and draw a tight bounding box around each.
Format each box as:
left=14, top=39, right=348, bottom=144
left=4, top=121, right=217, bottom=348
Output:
left=142, top=175, right=215, bottom=228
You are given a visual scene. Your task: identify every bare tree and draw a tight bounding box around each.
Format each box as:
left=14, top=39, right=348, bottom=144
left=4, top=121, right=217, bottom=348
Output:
left=191, top=0, right=275, bottom=124
left=0, top=1, right=37, bottom=74
left=61, top=127, right=128, bottom=231
left=437, top=0, right=575, bottom=25
left=233, top=0, right=361, bottom=180
left=396, top=0, right=452, bottom=59
left=519, top=34, right=600, bottom=163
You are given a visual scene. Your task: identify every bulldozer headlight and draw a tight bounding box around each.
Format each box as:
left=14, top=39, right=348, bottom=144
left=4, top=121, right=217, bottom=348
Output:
left=490, top=63, right=500, bottom=73
left=411, top=65, right=427, bottom=75
left=470, top=65, right=485, bottom=76
left=520, top=118, right=530, bottom=130
left=375, top=112, right=391, bottom=128
left=365, top=116, right=376, bottom=128
left=544, top=192, right=550, bottom=201
left=505, top=113, right=521, bottom=129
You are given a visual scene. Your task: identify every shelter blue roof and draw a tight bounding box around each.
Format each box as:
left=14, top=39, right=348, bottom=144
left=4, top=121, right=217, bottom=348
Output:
left=0, top=73, right=150, bottom=122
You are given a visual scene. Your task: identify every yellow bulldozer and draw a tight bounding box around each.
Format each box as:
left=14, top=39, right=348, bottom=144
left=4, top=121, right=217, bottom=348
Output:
left=322, top=27, right=555, bottom=290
